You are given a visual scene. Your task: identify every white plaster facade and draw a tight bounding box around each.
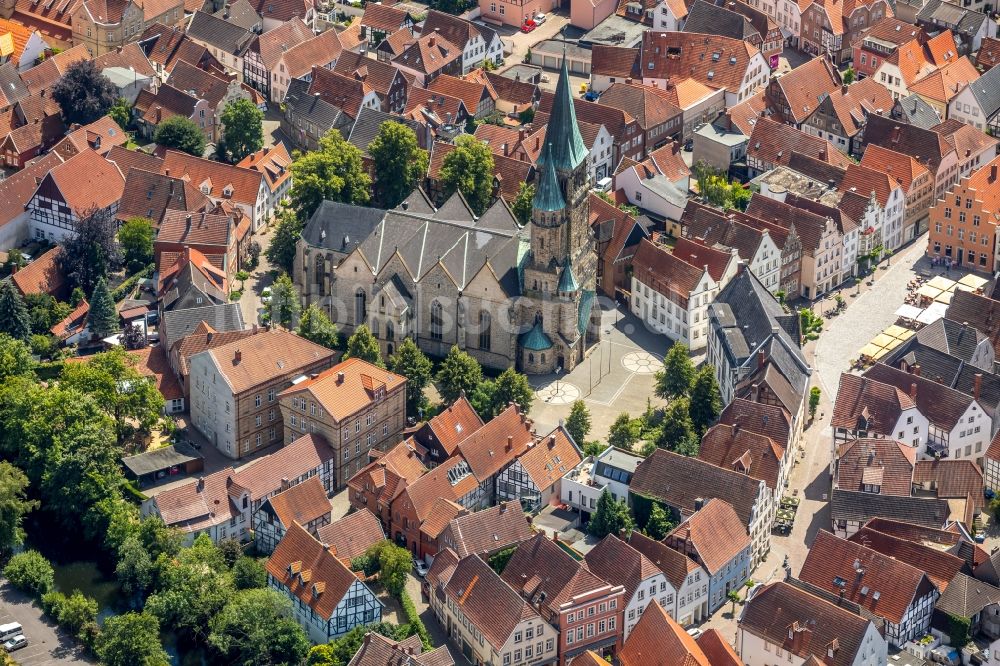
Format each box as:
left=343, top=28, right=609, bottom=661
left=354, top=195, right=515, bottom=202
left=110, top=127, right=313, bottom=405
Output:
left=737, top=619, right=887, bottom=666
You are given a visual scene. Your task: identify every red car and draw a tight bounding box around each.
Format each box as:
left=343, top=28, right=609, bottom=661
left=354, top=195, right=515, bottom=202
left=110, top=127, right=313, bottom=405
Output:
left=521, top=19, right=536, bottom=32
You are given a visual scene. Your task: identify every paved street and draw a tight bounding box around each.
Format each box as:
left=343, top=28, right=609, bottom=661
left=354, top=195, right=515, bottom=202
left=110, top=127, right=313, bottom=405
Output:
left=0, top=584, right=92, bottom=665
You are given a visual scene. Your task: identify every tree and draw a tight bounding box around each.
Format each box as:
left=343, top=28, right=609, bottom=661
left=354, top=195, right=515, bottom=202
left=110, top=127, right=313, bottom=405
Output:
left=109, top=96, right=131, bottom=130
left=266, top=210, right=305, bottom=274
left=219, top=98, right=264, bottom=163
left=489, top=368, right=533, bottom=417
left=948, top=613, right=971, bottom=647
left=366, top=540, right=411, bottom=596
left=842, top=66, right=856, bottom=85
left=644, top=503, right=673, bottom=540
left=0, top=334, right=35, bottom=381
left=389, top=338, right=433, bottom=416
left=0, top=281, right=31, bottom=341
left=343, top=324, right=384, bottom=368
left=154, top=115, right=206, bottom=156
left=655, top=398, right=696, bottom=455
left=217, top=538, right=244, bottom=568
left=3, top=550, right=54, bottom=597
left=234, top=270, right=250, bottom=292
left=52, top=59, right=117, bottom=125
left=608, top=412, right=641, bottom=450
left=268, top=272, right=299, bottom=329
left=692, top=161, right=751, bottom=211
left=96, top=612, right=170, bottom=666
left=54, top=591, right=98, bottom=635
left=727, top=589, right=741, bottom=614
left=61, top=346, right=165, bottom=443
left=655, top=342, right=695, bottom=400
left=436, top=345, right=483, bottom=404
left=298, top=304, right=339, bottom=350
left=289, top=130, right=370, bottom=220
left=232, top=556, right=266, bottom=590
left=86, top=277, right=118, bottom=339
left=209, top=588, right=310, bottom=666
left=121, top=321, right=146, bottom=350
left=0, top=462, right=36, bottom=553
left=119, top=217, right=155, bottom=272
left=488, top=546, right=515, bottom=575
left=439, top=134, right=495, bottom=215
left=565, top=400, right=591, bottom=445
left=308, top=624, right=404, bottom=666
left=689, top=366, right=722, bottom=436
left=511, top=182, right=535, bottom=225
left=775, top=290, right=786, bottom=307
left=24, top=293, right=72, bottom=335
left=116, top=535, right=154, bottom=601
left=4, top=248, right=25, bottom=272
left=588, top=490, right=634, bottom=538
left=137, top=516, right=183, bottom=562
left=369, top=120, right=429, bottom=208
left=58, top=206, right=122, bottom=293
left=807, top=386, right=822, bottom=422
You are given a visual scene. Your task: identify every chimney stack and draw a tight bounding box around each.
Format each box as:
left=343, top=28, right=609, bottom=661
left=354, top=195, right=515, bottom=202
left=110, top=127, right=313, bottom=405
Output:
left=506, top=435, right=513, bottom=451
left=429, top=36, right=436, bottom=47
left=991, top=165, right=998, bottom=183
left=910, top=382, right=917, bottom=400
left=280, top=477, right=290, bottom=491
left=337, top=371, right=345, bottom=383
left=757, top=349, right=766, bottom=370
left=913, top=363, right=921, bottom=377
left=235, top=349, right=242, bottom=364
left=975, top=373, right=983, bottom=401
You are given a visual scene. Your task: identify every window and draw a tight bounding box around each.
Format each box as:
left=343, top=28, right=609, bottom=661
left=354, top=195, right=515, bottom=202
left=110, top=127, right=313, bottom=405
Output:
left=479, top=311, right=491, bottom=351
left=255, top=394, right=261, bottom=407
left=430, top=301, right=443, bottom=340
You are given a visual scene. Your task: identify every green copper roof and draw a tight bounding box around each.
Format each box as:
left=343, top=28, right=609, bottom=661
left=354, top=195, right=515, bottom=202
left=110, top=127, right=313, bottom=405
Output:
left=540, top=52, right=588, bottom=173
left=532, top=145, right=566, bottom=212
left=558, top=257, right=579, bottom=293
left=578, top=290, right=595, bottom=336
left=520, top=320, right=554, bottom=351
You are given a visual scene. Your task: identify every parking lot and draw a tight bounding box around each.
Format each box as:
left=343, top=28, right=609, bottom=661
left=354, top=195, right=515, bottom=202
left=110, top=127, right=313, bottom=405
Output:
left=0, top=583, right=92, bottom=665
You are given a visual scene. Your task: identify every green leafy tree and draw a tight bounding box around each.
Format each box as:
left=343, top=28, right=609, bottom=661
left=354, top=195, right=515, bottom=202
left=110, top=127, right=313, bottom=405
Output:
left=119, top=217, right=155, bottom=272
left=809, top=386, right=821, bottom=421
left=4, top=247, right=25, bottom=271
left=608, top=412, right=641, bottom=450
left=154, top=115, right=206, bottom=156
left=727, top=589, right=741, bottom=614
left=235, top=270, right=250, bottom=292
left=298, top=304, right=339, bottom=350
left=61, top=346, right=164, bottom=443
left=308, top=624, right=403, bottom=666
left=842, top=66, right=856, bottom=84
left=217, top=538, right=243, bottom=568
left=644, top=503, right=673, bottom=540
left=588, top=490, right=634, bottom=538
left=0, top=281, right=31, bottom=341
left=369, top=120, right=429, bottom=208
left=565, top=400, right=591, bottom=445
left=268, top=272, right=299, bottom=329
left=232, top=556, right=267, bottom=590
left=436, top=345, right=483, bottom=404
left=388, top=337, right=433, bottom=415
left=58, top=206, right=122, bottom=293
left=0, top=334, right=34, bottom=382
left=96, top=612, right=170, bottom=666
left=511, top=182, right=535, bottom=225
left=948, top=613, right=971, bottom=647
left=488, top=546, right=515, bottom=575
left=693, top=161, right=750, bottom=211
left=439, top=134, right=495, bottom=215
left=24, top=293, right=72, bottom=335
left=138, top=516, right=184, bottom=562
left=344, top=323, right=384, bottom=368
left=52, top=59, right=117, bottom=125
left=655, top=398, right=696, bottom=455
left=265, top=210, right=305, bottom=274
left=689, top=366, right=722, bottom=436
left=116, top=535, right=154, bottom=601
left=109, top=96, right=131, bottom=130
left=3, top=550, right=54, bottom=597
left=87, top=277, right=118, bottom=339
left=655, top=342, right=695, bottom=400
left=219, top=98, right=264, bottom=163
left=54, top=590, right=98, bottom=634
left=209, top=588, right=310, bottom=666
left=0, top=462, right=36, bottom=553
left=289, top=130, right=370, bottom=220
left=366, top=540, right=411, bottom=596
left=489, top=367, right=533, bottom=417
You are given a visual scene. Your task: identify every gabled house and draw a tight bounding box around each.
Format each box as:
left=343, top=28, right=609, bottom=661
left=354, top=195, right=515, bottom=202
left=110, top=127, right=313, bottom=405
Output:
left=160, top=149, right=268, bottom=229
left=334, top=51, right=409, bottom=115
left=420, top=10, right=503, bottom=74
left=859, top=143, right=933, bottom=240
left=598, top=82, right=682, bottom=157
left=184, top=10, right=254, bottom=80
left=138, top=23, right=223, bottom=82
left=157, top=246, right=229, bottom=312
left=746, top=117, right=854, bottom=178
left=315, top=508, right=386, bottom=561
left=436, top=501, right=533, bottom=560
left=347, top=439, right=427, bottom=528
left=348, top=628, right=452, bottom=666
left=949, top=63, right=1000, bottom=135
left=589, top=192, right=650, bottom=299
left=267, top=522, right=383, bottom=643
left=164, top=60, right=252, bottom=142
left=698, top=422, right=789, bottom=510
left=496, top=425, right=582, bottom=511
left=253, top=475, right=332, bottom=554
left=281, top=77, right=352, bottom=152
left=27, top=148, right=125, bottom=242
left=801, top=78, right=895, bottom=156
left=625, top=531, right=708, bottom=627
left=154, top=209, right=242, bottom=282
left=392, top=33, right=462, bottom=87
left=800, top=0, right=893, bottom=65
left=242, top=16, right=312, bottom=100
left=308, top=65, right=381, bottom=120
left=619, top=600, right=716, bottom=666
left=428, top=73, right=497, bottom=120
left=915, top=0, right=995, bottom=55
left=584, top=534, right=670, bottom=639
left=412, top=395, right=484, bottom=466
left=0, top=18, right=47, bottom=71
left=236, top=144, right=291, bottom=219
left=359, top=3, right=412, bottom=47
left=764, top=56, right=842, bottom=128
left=852, top=16, right=927, bottom=80
left=266, top=28, right=343, bottom=103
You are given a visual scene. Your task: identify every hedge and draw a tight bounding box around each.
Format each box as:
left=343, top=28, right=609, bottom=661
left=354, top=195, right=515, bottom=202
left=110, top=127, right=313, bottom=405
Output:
left=111, top=264, right=154, bottom=303
left=399, top=589, right=432, bottom=650
left=120, top=479, right=148, bottom=504
left=34, top=360, right=65, bottom=381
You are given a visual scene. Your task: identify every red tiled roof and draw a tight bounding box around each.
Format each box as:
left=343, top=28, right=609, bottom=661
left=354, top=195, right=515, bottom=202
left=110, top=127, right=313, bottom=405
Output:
left=279, top=357, right=404, bottom=423
left=619, top=601, right=709, bottom=666
left=640, top=31, right=761, bottom=95
left=632, top=237, right=705, bottom=299
left=666, top=498, right=750, bottom=574
left=265, top=476, right=331, bottom=529
left=440, top=501, right=532, bottom=559
left=748, top=117, right=853, bottom=170
left=773, top=56, right=841, bottom=124
left=584, top=534, right=662, bottom=604
left=316, top=508, right=385, bottom=560
left=695, top=630, right=741, bottom=666
left=128, top=345, right=184, bottom=401
left=420, top=395, right=484, bottom=458
left=11, top=246, right=64, bottom=297
left=625, top=531, right=701, bottom=593
left=848, top=525, right=964, bottom=590
left=834, top=437, right=916, bottom=496
left=161, top=150, right=263, bottom=208
left=42, top=148, right=124, bottom=214
left=428, top=73, right=495, bottom=116
left=671, top=237, right=733, bottom=283
left=455, top=405, right=533, bottom=482
left=698, top=423, right=784, bottom=491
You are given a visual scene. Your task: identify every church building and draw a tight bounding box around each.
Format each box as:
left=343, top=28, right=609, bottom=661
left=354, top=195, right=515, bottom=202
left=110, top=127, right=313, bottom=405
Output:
left=293, top=57, right=600, bottom=374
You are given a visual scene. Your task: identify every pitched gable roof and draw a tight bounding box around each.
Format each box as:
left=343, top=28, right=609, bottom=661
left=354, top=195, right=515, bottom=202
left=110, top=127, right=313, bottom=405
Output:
left=278, top=357, right=405, bottom=423
left=666, top=498, right=750, bottom=574
left=619, top=601, right=709, bottom=666
left=698, top=423, right=784, bottom=490
left=848, top=525, right=964, bottom=590
left=585, top=534, right=663, bottom=603
left=316, top=508, right=385, bottom=560
left=773, top=56, right=841, bottom=124
left=261, top=476, right=331, bottom=529
left=442, top=501, right=533, bottom=559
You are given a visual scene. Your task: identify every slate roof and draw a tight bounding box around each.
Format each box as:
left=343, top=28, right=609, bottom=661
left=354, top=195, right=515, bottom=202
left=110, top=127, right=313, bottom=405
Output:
left=891, top=93, right=942, bottom=128
left=441, top=502, right=532, bottom=559
left=186, top=10, right=254, bottom=55
left=916, top=0, right=989, bottom=43
left=283, top=78, right=350, bottom=136
left=630, top=448, right=764, bottom=527
left=830, top=488, right=950, bottom=529
left=683, top=0, right=758, bottom=41
left=968, top=63, right=1000, bottom=119
left=160, top=302, right=244, bottom=348
left=739, top=581, right=875, bottom=666
left=316, top=508, right=385, bottom=560
left=848, top=525, right=964, bottom=590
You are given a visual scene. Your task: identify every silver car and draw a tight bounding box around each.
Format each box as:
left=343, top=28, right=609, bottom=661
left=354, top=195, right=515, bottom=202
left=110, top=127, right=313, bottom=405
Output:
left=3, top=635, right=27, bottom=652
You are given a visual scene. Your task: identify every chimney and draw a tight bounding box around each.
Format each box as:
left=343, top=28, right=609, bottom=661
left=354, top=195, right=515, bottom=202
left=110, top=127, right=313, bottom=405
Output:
left=518, top=128, right=525, bottom=142
left=991, top=165, right=998, bottom=183
left=502, top=142, right=508, bottom=157
left=694, top=497, right=705, bottom=511
left=235, top=349, right=242, bottom=364
left=819, top=147, right=827, bottom=161
left=506, top=435, right=513, bottom=451
left=913, top=363, right=921, bottom=377
left=280, top=477, right=290, bottom=491
left=429, top=36, right=436, bottom=47
left=910, top=382, right=917, bottom=400
left=337, top=371, right=345, bottom=384
left=757, top=349, right=766, bottom=370
left=206, top=331, right=214, bottom=344
left=548, top=435, right=556, bottom=448
left=500, top=502, right=507, bottom=514
left=185, top=213, right=192, bottom=234
left=535, top=136, right=540, bottom=150
left=165, top=169, right=170, bottom=177
left=975, top=373, right=983, bottom=401
left=196, top=476, right=205, bottom=491
left=841, top=84, right=848, bottom=94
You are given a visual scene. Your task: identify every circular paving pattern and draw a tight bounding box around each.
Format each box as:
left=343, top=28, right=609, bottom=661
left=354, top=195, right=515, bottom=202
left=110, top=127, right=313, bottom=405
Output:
left=536, top=381, right=581, bottom=405
left=621, top=351, right=662, bottom=374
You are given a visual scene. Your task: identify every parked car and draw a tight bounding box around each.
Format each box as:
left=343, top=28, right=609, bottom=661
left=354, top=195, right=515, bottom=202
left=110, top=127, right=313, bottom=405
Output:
left=261, top=288, right=272, bottom=304
left=683, top=138, right=694, bottom=152
left=413, top=558, right=429, bottom=577
left=3, top=635, right=27, bottom=652
left=686, top=627, right=703, bottom=639
left=534, top=12, right=547, bottom=23
left=521, top=19, right=536, bottom=32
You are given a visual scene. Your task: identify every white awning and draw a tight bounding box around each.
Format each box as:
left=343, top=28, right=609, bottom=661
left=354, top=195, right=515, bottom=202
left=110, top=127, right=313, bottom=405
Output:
left=895, top=304, right=922, bottom=320
left=916, top=302, right=948, bottom=325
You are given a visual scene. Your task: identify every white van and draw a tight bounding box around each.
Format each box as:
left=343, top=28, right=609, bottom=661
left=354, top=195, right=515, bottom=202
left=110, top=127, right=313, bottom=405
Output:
left=0, top=622, right=23, bottom=641
left=594, top=176, right=612, bottom=193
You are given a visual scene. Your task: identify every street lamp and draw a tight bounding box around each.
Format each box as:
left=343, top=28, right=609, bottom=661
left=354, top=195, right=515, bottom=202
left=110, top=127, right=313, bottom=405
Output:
left=552, top=366, right=563, bottom=399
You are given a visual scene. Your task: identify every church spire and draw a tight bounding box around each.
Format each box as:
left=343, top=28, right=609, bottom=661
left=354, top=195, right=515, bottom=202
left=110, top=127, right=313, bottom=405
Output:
left=541, top=43, right=588, bottom=173
left=532, top=142, right=565, bottom=212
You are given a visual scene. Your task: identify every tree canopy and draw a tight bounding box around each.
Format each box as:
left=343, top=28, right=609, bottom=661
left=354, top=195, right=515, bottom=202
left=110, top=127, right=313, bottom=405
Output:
left=208, top=588, right=310, bottom=666
left=588, top=490, right=634, bottom=538
left=689, top=366, right=722, bottom=436
left=436, top=345, right=483, bottom=405
left=96, top=612, right=169, bottom=666
left=269, top=272, right=299, bottom=329
left=0, top=334, right=34, bottom=381
left=154, top=116, right=206, bottom=156
left=87, top=277, right=118, bottom=339
left=119, top=217, right=155, bottom=272
left=265, top=210, right=304, bottom=275
left=369, top=121, right=428, bottom=208
left=388, top=338, right=432, bottom=416
left=289, top=130, right=371, bottom=221
left=655, top=342, right=695, bottom=400
left=608, top=412, right=641, bottom=450
left=220, top=98, right=264, bottom=163
left=511, top=182, right=535, bottom=226
left=0, top=282, right=30, bottom=342
left=298, top=304, right=339, bottom=350
left=57, top=206, right=122, bottom=293
left=654, top=398, right=697, bottom=455
left=109, top=97, right=131, bottom=130
left=0, top=461, right=36, bottom=553
left=52, top=60, right=117, bottom=125
left=565, top=400, right=591, bottom=445
left=439, top=134, right=495, bottom=215
left=343, top=324, right=384, bottom=368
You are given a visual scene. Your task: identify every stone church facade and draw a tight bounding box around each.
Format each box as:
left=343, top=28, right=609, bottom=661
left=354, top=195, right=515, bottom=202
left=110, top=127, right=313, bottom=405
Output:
left=293, top=59, right=600, bottom=374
